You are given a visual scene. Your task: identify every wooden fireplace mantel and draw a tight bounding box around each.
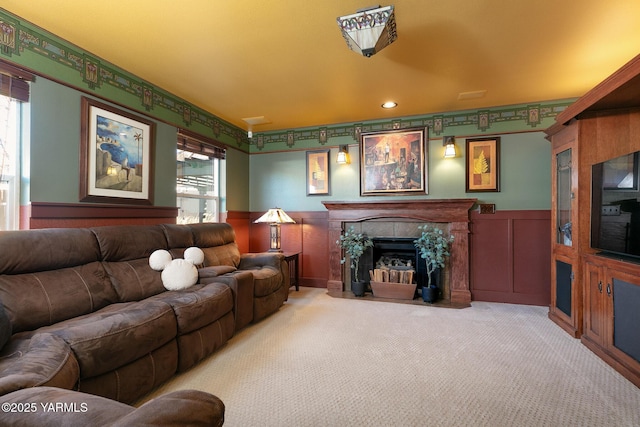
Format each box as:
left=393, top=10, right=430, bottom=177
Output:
left=322, top=199, right=477, bottom=305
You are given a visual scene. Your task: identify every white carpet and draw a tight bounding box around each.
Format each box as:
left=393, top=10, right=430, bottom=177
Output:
left=138, top=287, right=640, bottom=426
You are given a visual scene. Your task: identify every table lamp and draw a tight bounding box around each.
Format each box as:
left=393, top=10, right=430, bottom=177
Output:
left=254, top=208, right=295, bottom=252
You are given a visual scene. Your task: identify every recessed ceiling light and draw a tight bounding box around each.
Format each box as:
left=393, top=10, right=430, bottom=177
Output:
left=381, top=101, right=397, bottom=109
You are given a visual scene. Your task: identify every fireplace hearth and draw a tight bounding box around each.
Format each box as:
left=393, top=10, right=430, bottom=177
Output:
left=323, top=199, right=476, bottom=305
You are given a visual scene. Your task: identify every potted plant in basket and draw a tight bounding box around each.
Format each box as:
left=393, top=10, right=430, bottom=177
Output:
left=336, top=226, right=373, bottom=297
left=414, top=225, right=454, bottom=303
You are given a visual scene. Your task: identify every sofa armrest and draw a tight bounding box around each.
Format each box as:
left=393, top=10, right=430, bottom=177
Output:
left=238, top=252, right=284, bottom=270
left=0, top=387, right=224, bottom=427
left=113, top=389, right=225, bottom=427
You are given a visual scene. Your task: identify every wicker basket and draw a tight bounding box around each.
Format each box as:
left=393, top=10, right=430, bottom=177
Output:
left=370, top=281, right=417, bottom=300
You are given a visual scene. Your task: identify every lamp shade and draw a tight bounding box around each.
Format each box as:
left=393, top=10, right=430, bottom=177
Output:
left=254, top=208, right=295, bottom=224
left=337, top=5, right=397, bottom=57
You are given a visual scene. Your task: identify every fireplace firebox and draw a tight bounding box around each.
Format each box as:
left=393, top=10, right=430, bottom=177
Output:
left=361, top=238, right=428, bottom=288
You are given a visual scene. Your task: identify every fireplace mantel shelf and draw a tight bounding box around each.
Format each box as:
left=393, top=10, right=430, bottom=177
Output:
left=322, top=199, right=477, bottom=223
left=323, top=198, right=477, bottom=305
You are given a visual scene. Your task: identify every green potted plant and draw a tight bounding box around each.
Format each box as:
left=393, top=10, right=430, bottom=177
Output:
left=414, top=225, right=454, bottom=303
left=336, top=226, right=373, bottom=297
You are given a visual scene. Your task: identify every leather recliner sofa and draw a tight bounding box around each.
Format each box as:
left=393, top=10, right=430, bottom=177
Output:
left=0, top=222, right=289, bottom=425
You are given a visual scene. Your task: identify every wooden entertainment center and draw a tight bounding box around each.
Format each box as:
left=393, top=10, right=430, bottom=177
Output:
left=546, top=54, right=640, bottom=387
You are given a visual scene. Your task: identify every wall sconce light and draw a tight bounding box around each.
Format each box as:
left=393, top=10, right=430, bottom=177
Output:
left=254, top=207, right=296, bottom=252
left=443, top=136, right=457, bottom=158
left=336, top=145, right=351, bottom=164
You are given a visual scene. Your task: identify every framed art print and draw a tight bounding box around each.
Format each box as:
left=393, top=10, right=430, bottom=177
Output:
left=360, top=127, right=428, bottom=196
left=80, top=97, right=155, bottom=204
left=466, top=137, right=500, bottom=192
left=306, top=149, right=330, bottom=195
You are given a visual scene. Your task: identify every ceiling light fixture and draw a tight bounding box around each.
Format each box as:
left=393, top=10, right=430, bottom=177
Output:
left=381, top=101, right=397, bottom=109
left=337, top=5, right=397, bottom=58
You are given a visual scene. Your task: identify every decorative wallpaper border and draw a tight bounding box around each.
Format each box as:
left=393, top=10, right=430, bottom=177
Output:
left=251, top=101, right=572, bottom=152
left=0, top=9, right=573, bottom=155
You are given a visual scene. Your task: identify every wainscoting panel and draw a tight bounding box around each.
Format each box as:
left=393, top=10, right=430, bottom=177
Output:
left=470, top=210, right=551, bottom=306
left=28, top=202, right=178, bottom=229
left=225, top=210, right=250, bottom=254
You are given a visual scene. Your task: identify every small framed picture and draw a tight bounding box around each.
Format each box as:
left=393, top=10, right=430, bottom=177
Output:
left=306, top=150, right=330, bottom=195
left=466, top=137, right=500, bottom=192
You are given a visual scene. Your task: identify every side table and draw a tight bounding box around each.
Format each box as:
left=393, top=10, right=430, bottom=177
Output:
left=283, top=252, right=300, bottom=291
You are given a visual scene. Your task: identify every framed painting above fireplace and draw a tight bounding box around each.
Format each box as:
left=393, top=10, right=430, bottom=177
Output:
left=360, top=127, right=428, bottom=196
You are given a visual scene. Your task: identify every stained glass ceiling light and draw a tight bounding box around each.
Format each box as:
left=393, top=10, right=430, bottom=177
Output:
left=337, top=5, right=397, bottom=57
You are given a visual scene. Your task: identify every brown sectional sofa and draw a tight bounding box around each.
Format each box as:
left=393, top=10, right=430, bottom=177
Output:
left=0, top=222, right=289, bottom=425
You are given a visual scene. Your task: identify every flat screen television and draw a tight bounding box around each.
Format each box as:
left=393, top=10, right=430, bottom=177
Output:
left=591, top=151, right=640, bottom=259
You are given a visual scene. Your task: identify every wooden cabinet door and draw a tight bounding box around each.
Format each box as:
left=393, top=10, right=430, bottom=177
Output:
left=583, top=259, right=607, bottom=347
left=549, top=123, right=581, bottom=337
left=607, top=268, right=640, bottom=368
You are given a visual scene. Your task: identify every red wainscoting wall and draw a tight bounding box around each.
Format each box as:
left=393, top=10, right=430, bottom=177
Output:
left=469, top=210, right=551, bottom=306
left=27, top=202, right=178, bottom=229
left=244, top=208, right=551, bottom=306
left=248, top=210, right=329, bottom=289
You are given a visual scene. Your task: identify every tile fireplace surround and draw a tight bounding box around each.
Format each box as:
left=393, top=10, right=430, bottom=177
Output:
left=323, top=199, right=477, bottom=305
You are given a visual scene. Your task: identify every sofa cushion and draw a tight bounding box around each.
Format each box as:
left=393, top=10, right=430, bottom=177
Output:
left=0, top=228, right=100, bottom=274
left=249, top=266, right=284, bottom=297
left=0, top=333, right=80, bottom=395
left=40, top=300, right=177, bottom=378
left=0, top=301, right=11, bottom=349
left=161, top=223, right=195, bottom=249
left=78, top=340, right=178, bottom=404
left=91, top=225, right=168, bottom=262
left=0, top=261, right=118, bottom=333
left=103, top=258, right=166, bottom=302
left=190, top=223, right=241, bottom=267
left=201, top=244, right=241, bottom=268
left=198, top=265, right=237, bottom=278
left=149, top=283, right=234, bottom=335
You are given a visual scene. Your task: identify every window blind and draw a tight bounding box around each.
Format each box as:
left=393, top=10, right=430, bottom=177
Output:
left=0, top=60, right=34, bottom=102
left=177, top=128, right=226, bottom=159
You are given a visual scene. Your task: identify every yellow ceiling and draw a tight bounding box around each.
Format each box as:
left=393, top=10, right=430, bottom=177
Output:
left=3, top=1, right=640, bottom=133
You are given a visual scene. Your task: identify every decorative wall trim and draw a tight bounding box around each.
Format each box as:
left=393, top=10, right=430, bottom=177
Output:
left=252, top=101, right=573, bottom=152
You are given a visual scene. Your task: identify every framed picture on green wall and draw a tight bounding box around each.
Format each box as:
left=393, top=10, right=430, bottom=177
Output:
left=306, top=150, right=330, bottom=195
left=465, top=137, right=500, bottom=192
left=360, top=127, right=428, bottom=196
left=79, top=97, right=156, bottom=204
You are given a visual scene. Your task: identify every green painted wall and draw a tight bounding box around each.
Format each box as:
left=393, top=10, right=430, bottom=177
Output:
left=250, top=131, right=551, bottom=212
left=224, top=149, right=250, bottom=212
left=30, top=77, right=177, bottom=206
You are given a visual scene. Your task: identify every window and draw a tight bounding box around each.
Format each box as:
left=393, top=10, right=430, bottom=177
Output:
left=177, top=150, right=220, bottom=223
left=176, top=129, right=225, bottom=224
left=0, top=94, right=19, bottom=230
left=0, top=61, right=33, bottom=230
